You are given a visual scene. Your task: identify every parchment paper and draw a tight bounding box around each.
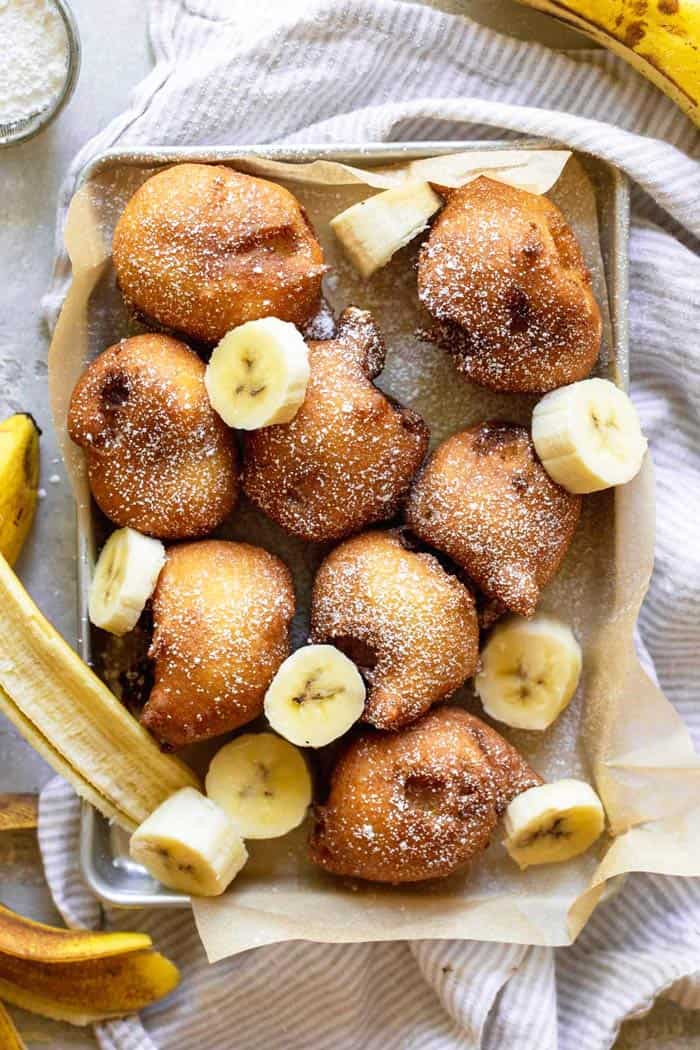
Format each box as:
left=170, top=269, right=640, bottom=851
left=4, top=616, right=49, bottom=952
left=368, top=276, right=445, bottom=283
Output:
left=47, top=148, right=700, bottom=960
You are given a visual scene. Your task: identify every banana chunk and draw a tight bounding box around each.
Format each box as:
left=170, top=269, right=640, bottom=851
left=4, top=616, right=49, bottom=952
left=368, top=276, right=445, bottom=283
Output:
left=504, top=779, right=605, bottom=869
left=205, top=317, right=310, bottom=430
left=129, top=787, right=247, bottom=896
left=264, top=644, right=365, bottom=748
left=205, top=732, right=312, bottom=839
left=330, top=182, right=442, bottom=278
left=532, top=378, right=647, bottom=494
left=88, top=527, right=166, bottom=636
left=475, top=614, right=581, bottom=731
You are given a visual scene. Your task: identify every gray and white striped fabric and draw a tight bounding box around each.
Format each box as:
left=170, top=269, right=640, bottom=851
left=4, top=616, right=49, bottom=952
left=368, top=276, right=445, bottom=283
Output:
left=39, top=1, right=700, bottom=1047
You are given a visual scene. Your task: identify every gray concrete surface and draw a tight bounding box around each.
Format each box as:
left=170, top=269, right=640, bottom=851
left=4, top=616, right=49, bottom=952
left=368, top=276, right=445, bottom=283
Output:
left=0, top=1, right=697, bottom=1046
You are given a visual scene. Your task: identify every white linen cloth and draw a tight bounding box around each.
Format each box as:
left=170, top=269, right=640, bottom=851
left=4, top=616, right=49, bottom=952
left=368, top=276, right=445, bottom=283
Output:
left=39, top=1, right=700, bottom=1047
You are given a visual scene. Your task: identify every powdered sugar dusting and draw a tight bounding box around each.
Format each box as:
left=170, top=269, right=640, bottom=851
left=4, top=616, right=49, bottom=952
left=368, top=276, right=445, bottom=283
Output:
left=310, top=707, right=542, bottom=883
left=406, top=422, right=582, bottom=617
left=68, top=334, right=238, bottom=539
left=417, top=177, right=602, bottom=394
left=142, top=539, right=295, bottom=749
left=242, top=308, right=428, bottom=542
left=311, top=530, right=478, bottom=729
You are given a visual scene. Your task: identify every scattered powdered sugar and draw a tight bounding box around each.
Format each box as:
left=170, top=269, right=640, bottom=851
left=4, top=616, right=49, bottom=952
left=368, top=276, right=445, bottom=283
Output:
left=0, top=0, right=69, bottom=125
left=310, top=707, right=542, bottom=882
left=242, top=308, right=428, bottom=541
left=416, top=179, right=601, bottom=393
left=311, top=530, right=478, bottom=728
left=87, top=161, right=615, bottom=888
left=406, top=422, right=581, bottom=617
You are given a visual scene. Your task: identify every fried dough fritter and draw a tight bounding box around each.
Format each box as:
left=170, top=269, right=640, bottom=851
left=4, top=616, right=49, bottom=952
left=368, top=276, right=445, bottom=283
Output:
left=67, top=334, right=238, bottom=540
left=113, top=163, right=325, bottom=345
left=418, top=176, right=602, bottom=393
left=310, top=706, right=542, bottom=883
left=406, top=422, right=581, bottom=617
left=242, top=308, right=429, bottom=542
left=141, top=540, right=295, bottom=749
left=311, top=530, right=478, bottom=729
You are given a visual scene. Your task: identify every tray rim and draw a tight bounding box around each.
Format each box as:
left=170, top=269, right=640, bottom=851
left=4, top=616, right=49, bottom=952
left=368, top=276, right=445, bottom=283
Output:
left=75, top=139, right=630, bottom=910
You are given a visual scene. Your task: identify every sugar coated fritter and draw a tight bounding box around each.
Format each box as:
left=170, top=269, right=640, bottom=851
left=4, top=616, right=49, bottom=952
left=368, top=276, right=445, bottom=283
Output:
left=242, top=307, right=429, bottom=543
left=142, top=540, right=295, bottom=749
left=310, top=706, right=542, bottom=883
left=68, top=334, right=239, bottom=540
left=311, top=530, right=478, bottom=729
left=417, top=177, right=602, bottom=393
left=405, top=421, right=581, bottom=617
left=113, top=163, right=325, bottom=345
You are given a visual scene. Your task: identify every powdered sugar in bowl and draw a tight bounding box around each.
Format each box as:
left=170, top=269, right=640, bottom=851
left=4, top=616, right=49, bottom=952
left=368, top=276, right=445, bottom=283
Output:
left=0, top=0, right=80, bottom=147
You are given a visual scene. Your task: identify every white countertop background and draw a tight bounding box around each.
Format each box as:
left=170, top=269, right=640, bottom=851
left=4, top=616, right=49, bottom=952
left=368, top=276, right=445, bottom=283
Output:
left=0, top=1, right=697, bottom=1046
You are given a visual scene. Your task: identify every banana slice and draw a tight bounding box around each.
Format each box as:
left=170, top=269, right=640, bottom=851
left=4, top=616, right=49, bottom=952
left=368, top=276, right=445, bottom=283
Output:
left=330, top=182, right=442, bottom=278
left=532, top=378, right=647, bottom=494
left=474, top=614, right=581, bottom=731
left=129, top=787, right=247, bottom=896
left=264, top=644, right=365, bottom=748
left=205, top=732, right=312, bottom=839
left=504, top=779, right=605, bottom=869
left=204, top=317, right=310, bottom=430
left=88, top=527, right=165, bottom=636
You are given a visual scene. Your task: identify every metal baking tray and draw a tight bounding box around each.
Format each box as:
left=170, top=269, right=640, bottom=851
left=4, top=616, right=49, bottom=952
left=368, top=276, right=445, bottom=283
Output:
left=75, top=141, right=629, bottom=908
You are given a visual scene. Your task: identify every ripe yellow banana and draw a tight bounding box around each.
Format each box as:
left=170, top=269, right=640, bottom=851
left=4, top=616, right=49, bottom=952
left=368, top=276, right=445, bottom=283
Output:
left=515, top=0, right=700, bottom=126
left=0, top=902, right=179, bottom=1026
left=0, top=553, right=199, bottom=831
left=0, top=414, right=40, bottom=566
left=0, top=1002, right=25, bottom=1050
left=0, top=794, right=38, bottom=832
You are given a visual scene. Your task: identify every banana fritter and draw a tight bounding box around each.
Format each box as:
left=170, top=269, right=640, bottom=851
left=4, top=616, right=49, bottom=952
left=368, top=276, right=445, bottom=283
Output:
left=406, top=422, right=581, bottom=617
left=142, top=540, right=295, bottom=749
left=311, top=530, right=478, bottom=729
left=418, top=177, right=602, bottom=393
left=242, top=308, right=429, bottom=542
left=310, top=706, right=542, bottom=883
left=113, top=163, right=325, bottom=345
left=68, top=334, right=238, bottom=540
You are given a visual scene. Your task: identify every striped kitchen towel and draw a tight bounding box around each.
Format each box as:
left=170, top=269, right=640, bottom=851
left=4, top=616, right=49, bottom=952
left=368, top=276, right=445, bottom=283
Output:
left=39, top=1, right=700, bottom=1048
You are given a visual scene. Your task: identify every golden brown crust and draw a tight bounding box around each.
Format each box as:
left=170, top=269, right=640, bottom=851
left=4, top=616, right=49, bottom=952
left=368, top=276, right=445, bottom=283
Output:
left=417, top=177, right=602, bottom=393
left=242, top=308, right=429, bottom=542
left=309, top=706, right=542, bottom=883
left=405, top=422, right=581, bottom=617
left=112, top=164, right=325, bottom=345
left=141, top=540, right=295, bottom=749
left=67, top=334, right=238, bottom=540
left=310, top=530, right=478, bottom=729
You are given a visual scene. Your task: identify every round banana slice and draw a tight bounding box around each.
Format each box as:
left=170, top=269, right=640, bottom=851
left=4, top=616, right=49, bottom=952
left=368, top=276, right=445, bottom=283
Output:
left=205, top=732, right=312, bottom=839
left=88, top=527, right=166, bottom=636
left=532, top=378, right=647, bottom=494
left=264, top=644, right=365, bottom=748
left=204, top=317, right=310, bottom=430
left=474, top=613, right=581, bottom=731
left=504, top=779, right=605, bottom=869
left=129, top=787, right=248, bottom=896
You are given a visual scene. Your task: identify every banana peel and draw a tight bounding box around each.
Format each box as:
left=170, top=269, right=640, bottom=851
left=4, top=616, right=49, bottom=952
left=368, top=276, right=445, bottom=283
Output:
left=0, top=684, right=138, bottom=832
left=0, top=950, right=180, bottom=1026
left=0, top=552, right=200, bottom=831
left=0, top=415, right=40, bottom=567
left=0, top=795, right=37, bottom=832
left=515, top=0, right=700, bottom=126
left=0, top=1001, right=25, bottom=1050
left=0, top=903, right=152, bottom=963
left=0, top=903, right=179, bottom=1026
